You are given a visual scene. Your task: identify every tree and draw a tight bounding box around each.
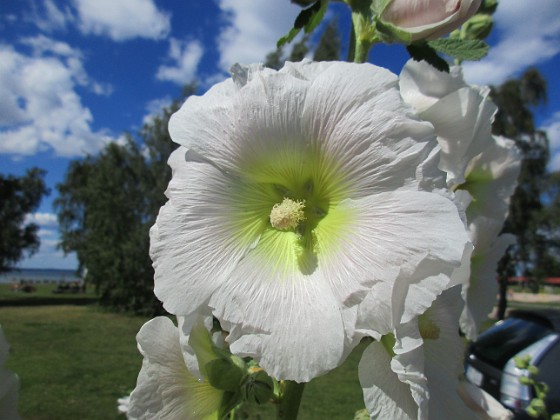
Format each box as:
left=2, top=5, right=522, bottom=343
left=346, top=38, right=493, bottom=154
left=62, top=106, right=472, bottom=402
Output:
left=492, top=68, right=550, bottom=319
left=313, top=20, right=341, bottom=61
left=55, top=89, right=190, bottom=315
left=0, top=168, right=49, bottom=272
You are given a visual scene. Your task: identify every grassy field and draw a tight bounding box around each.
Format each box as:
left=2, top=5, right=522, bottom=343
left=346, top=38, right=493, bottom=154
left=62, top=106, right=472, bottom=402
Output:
left=1, top=303, right=367, bottom=419
left=1, top=305, right=147, bottom=419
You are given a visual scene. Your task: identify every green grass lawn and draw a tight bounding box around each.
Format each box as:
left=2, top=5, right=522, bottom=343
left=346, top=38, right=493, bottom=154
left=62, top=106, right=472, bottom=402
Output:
left=1, top=304, right=368, bottom=419
left=1, top=305, right=147, bottom=419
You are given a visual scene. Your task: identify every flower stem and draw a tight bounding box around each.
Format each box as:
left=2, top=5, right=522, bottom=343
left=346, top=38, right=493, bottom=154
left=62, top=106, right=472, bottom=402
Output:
left=276, top=381, right=306, bottom=419
left=347, top=0, right=376, bottom=63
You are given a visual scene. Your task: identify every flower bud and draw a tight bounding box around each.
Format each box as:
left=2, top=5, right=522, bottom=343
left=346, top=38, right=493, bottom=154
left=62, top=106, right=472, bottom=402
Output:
left=241, top=368, right=274, bottom=405
left=478, top=0, right=498, bottom=14
left=375, top=0, right=482, bottom=43
left=205, top=355, right=246, bottom=392
left=462, top=14, right=493, bottom=40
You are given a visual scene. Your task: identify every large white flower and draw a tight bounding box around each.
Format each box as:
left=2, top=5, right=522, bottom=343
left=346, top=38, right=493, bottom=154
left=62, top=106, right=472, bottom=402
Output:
left=151, top=60, right=469, bottom=381
left=400, top=59, right=498, bottom=188
left=359, top=287, right=486, bottom=419
left=0, top=325, right=20, bottom=420
left=458, top=135, right=521, bottom=339
left=127, top=317, right=225, bottom=420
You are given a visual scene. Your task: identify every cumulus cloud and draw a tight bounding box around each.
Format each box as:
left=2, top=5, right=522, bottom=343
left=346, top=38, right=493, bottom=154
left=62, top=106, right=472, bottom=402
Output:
left=216, top=0, right=301, bottom=71
left=463, top=0, right=560, bottom=86
left=544, top=111, right=560, bottom=172
left=0, top=39, right=115, bottom=157
left=29, top=0, right=74, bottom=33
left=25, top=213, right=59, bottom=227
left=156, top=39, right=203, bottom=84
left=73, top=0, right=170, bottom=41
left=142, top=96, right=173, bottom=126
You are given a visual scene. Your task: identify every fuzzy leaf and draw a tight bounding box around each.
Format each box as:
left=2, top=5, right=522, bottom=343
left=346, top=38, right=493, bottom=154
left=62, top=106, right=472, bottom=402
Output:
left=277, top=0, right=326, bottom=47
left=428, top=38, right=489, bottom=61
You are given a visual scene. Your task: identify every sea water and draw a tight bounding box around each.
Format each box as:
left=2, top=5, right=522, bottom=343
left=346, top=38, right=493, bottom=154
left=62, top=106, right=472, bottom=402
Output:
left=0, top=268, right=81, bottom=284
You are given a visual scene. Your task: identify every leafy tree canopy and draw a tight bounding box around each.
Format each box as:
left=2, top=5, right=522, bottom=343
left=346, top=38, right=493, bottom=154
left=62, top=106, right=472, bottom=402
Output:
left=0, top=168, right=49, bottom=272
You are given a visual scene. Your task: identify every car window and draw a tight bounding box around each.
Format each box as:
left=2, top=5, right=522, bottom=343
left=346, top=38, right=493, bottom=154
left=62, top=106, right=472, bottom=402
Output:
left=471, top=317, right=552, bottom=368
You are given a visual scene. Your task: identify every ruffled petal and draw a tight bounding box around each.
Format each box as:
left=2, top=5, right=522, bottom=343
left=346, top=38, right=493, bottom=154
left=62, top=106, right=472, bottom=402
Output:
left=128, top=317, right=223, bottom=420
left=461, top=233, right=516, bottom=340
left=359, top=341, right=418, bottom=419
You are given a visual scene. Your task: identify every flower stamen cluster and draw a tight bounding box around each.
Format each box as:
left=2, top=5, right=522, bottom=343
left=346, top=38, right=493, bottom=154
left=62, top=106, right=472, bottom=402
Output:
left=269, top=198, right=306, bottom=231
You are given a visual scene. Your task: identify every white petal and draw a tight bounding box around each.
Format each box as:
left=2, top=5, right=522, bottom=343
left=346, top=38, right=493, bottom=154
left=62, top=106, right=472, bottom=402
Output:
left=353, top=190, right=469, bottom=329
left=421, top=287, right=473, bottom=420
left=457, top=381, right=514, bottom=419
left=359, top=341, right=418, bottom=419
left=301, top=62, right=436, bottom=198
left=460, top=234, right=516, bottom=340
left=151, top=148, right=265, bottom=316
left=128, top=317, right=223, bottom=420
left=464, top=135, right=521, bottom=225
left=209, top=229, right=346, bottom=381
left=421, top=87, right=497, bottom=187
left=400, top=60, right=466, bottom=113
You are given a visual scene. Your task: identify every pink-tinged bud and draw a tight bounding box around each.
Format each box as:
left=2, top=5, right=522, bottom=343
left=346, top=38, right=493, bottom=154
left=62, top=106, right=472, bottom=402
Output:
left=380, top=0, right=482, bottom=42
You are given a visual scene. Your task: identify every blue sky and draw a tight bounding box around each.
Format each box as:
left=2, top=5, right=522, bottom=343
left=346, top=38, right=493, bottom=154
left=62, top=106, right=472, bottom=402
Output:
left=1, top=0, right=560, bottom=270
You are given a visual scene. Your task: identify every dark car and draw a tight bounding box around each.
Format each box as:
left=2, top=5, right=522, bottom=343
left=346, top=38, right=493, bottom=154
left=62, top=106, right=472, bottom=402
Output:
left=464, top=309, right=560, bottom=418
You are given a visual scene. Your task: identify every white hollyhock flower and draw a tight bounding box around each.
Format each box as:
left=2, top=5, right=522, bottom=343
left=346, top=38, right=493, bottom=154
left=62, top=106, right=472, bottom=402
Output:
left=127, top=317, right=224, bottom=420
left=359, top=287, right=480, bottom=419
left=0, top=325, right=20, bottom=420
left=458, top=136, right=521, bottom=339
left=151, top=60, right=470, bottom=381
left=400, top=59, right=497, bottom=188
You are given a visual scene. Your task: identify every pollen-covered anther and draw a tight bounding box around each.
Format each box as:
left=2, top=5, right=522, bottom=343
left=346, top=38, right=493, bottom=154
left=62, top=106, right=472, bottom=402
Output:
left=269, top=198, right=306, bottom=231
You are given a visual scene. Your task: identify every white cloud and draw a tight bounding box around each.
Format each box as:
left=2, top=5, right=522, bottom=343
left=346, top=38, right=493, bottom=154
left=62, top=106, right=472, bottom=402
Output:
left=463, top=0, right=560, bottom=86
left=0, top=40, right=115, bottom=157
left=29, top=0, right=74, bottom=33
left=216, top=1, right=301, bottom=71
left=73, top=0, right=170, bottom=41
left=25, top=212, right=59, bottom=227
left=156, top=39, right=203, bottom=84
left=544, top=111, right=560, bottom=172
left=142, top=96, right=172, bottom=126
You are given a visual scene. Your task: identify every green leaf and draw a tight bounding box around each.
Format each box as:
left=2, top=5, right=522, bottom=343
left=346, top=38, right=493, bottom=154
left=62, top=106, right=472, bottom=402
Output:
left=277, top=27, right=301, bottom=48
left=428, top=38, right=489, bottom=61
left=277, top=0, right=327, bottom=48
left=406, top=43, right=450, bottom=73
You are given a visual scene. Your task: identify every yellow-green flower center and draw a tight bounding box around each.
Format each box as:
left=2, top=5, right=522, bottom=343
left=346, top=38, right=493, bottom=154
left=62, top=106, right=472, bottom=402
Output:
left=419, top=314, right=440, bottom=340
left=270, top=198, right=306, bottom=231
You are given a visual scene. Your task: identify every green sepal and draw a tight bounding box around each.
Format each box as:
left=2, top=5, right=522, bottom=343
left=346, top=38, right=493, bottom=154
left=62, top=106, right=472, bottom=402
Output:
left=406, top=42, right=450, bottom=73
left=373, top=17, right=412, bottom=44
left=428, top=38, right=489, bottom=61
left=205, top=354, right=246, bottom=392
left=514, top=354, right=532, bottom=369
left=241, top=369, right=275, bottom=405
left=277, top=0, right=328, bottom=48
left=380, top=333, right=396, bottom=357
left=353, top=408, right=370, bottom=420
left=218, top=391, right=243, bottom=419
left=478, top=0, right=498, bottom=15
left=519, top=376, right=532, bottom=386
